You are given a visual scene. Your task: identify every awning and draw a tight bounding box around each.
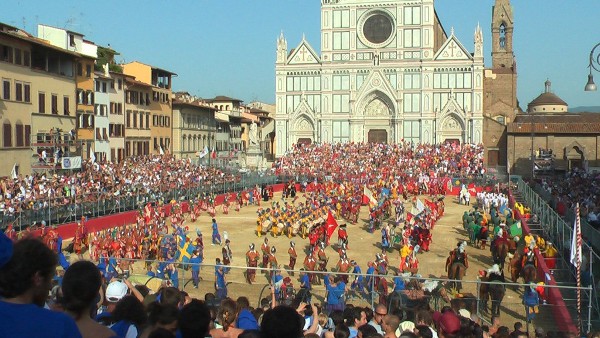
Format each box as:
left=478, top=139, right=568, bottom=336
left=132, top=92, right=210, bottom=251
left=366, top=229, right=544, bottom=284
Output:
left=215, top=111, right=229, bottom=123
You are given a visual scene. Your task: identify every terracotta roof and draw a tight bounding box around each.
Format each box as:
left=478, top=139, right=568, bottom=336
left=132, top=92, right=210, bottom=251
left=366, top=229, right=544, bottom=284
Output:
left=172, top=98, right=217, bottom=111
left=0, top=30, right=86, bottom=58
left=528, top=92, right=567, bottom=107
left=125, top=78, right=152, bottom=88
left=508, top=113, right=600, bottom=134
left=209, top=95, right=243, bottom=102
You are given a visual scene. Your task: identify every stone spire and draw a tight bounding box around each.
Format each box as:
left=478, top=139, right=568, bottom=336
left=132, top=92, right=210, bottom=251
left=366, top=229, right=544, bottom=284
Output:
left=474, top=22, right=483, bottom=60
left=276, top=31, right=288, bottom=64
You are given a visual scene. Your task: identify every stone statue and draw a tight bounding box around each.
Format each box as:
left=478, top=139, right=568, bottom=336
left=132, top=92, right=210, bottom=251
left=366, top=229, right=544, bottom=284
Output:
left=249, top=121, right=258, bottom=146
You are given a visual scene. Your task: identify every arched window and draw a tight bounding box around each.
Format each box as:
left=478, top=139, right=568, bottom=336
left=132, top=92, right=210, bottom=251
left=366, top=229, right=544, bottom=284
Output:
left=3, top=121, right=12, bottom=147
left=182, top=135, right=187, bottom=151
left=499, top=23, right=506, bottom=49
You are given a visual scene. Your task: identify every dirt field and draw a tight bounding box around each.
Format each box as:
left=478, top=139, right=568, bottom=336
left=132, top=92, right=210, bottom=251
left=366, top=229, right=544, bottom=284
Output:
left=114, top=191, right=552, bottom=333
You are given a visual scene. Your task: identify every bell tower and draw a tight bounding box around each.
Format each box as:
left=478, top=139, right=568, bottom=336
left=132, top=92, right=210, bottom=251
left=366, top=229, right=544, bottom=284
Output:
left=491, top=0, right=514, bottom=69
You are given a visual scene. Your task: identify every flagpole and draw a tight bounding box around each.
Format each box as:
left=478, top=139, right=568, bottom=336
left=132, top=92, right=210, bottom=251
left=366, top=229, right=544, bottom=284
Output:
left=576, top=203, right=582, bottom=336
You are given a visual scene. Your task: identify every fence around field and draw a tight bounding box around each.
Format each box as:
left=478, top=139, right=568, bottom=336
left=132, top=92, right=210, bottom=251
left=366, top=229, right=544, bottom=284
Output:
left=103, top=257, right=590, bottom=333
left=0, top=173, right=496, bottom=230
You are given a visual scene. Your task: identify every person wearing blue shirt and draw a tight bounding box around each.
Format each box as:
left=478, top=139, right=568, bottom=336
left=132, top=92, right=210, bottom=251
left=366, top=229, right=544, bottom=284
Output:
left=215, top=264, right=227, bottom=299
left=393, top=274, right=406, bottom=292
left=350, top=260, right=364, bottom=299
left=324, top=274, right=346, bottom=313
left=107, top=256, right=118, bottom=280
left=365, top=262, right=376, bottom=296
left=0, top=233, right=83, bottom=338
left=167, top=262, right=179, bottom=289
left=211, top=218, right=222, bottom=245
left=272, top=269, right=284, bottom=300
left=189, top=251, right=202, bottom=288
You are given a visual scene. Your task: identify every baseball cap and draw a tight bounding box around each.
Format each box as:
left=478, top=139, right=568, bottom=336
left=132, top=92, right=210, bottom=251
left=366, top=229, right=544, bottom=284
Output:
left=106, top=281, right=128, bottom=302
left=458, top=309, right=471, bottom=319
left=433, top=311, right=461, bottom=335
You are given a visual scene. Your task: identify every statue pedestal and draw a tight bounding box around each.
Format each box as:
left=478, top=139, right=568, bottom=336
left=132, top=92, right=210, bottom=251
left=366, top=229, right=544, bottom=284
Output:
left=244, top=146, right=264, bottom=169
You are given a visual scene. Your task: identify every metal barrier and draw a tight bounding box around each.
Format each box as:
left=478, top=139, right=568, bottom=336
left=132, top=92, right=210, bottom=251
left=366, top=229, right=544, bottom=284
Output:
left=98, top=257, right=591, bottom=333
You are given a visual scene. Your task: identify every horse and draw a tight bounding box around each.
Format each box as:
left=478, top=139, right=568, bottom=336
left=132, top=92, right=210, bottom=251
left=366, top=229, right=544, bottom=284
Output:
left=510, top=253, right=538, bottom=284
left=479, top=277, right=506, bottom=316
left=491, top=240, right=509, bottom=271
left=446, top=252, right=467, bottom=291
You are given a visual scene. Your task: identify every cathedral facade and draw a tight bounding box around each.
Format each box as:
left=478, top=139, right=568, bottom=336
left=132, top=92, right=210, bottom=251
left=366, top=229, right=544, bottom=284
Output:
left=274, top=0, right=486, bottom=156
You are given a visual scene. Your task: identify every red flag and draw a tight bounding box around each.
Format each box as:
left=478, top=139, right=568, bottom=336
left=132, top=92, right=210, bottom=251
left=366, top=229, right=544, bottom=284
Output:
left=406, top=212, right=413, bottom=223
left=211, top=148, right=217, bottom=159
left=326, top=210, right=339, bottom=240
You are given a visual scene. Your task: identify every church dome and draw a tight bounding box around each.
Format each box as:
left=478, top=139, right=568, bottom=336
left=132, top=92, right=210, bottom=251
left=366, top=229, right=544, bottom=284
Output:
left=527, top=80, right=568, bottom=113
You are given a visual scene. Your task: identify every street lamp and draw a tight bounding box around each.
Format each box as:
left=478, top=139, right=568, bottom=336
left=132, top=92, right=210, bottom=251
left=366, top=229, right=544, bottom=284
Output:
left=584, top=42, right=600, bottom=91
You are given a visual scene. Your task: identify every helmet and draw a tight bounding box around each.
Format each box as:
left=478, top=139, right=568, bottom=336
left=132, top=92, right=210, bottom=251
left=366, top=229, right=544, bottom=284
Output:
left=290, top=241, right=295, bottom=247
left=271, top=246, right=276, bottom=254
left=249, top=243, right=255, bottom=250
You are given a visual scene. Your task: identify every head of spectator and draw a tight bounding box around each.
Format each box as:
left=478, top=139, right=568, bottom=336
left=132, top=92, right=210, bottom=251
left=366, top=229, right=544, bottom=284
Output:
left=369, top=304, right=387, bottom=333
left=0, top=235, right=82, bottom=338
left=433, top=310, right=461, bottom=337
left=61, top=260, right=116, bottom=338
left=236, top=296, right=259, bottom=331
left=334, top=324, right=350, bottom=338
left=330, top=310, right=345, bottom=328
left=415, top=324, right=433, bottom=338
left=148, top=327, right=176, bottom=338
left=346, top=306, right=367, bottom=331
left=179, top=299, right=211, bottom=338
left=146, top=302, right=179, bottom=337
left=0, top=237, right=56, bottom=306
left=261, top=305, right=304, bottom=338
left=358, top=323, right=378, bottom=338
left=381, top=314, right=400, bottom=338
left=108, top=295, right=147, bottom=336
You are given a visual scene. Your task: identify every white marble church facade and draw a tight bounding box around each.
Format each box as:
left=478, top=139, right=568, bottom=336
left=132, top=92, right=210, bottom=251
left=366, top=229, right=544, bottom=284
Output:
left=274, top=0, right=484, bottom=156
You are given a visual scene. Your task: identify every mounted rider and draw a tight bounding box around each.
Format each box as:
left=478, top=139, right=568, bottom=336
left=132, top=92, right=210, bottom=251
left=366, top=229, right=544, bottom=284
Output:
left=521, top=241, right=538, bottom=268
left=448, top=241, right=469, bottom=270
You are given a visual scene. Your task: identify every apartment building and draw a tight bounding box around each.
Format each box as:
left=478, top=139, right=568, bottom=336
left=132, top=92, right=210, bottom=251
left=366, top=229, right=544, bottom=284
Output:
left=172, top=92, right=217, bottom=160
left=0, top=23, right=79, bottom=175
left=122, top=61, right=175, bottom=154
left=37, top=24, right=97, bottom=161
left=123, top=78, right=152, bottom=157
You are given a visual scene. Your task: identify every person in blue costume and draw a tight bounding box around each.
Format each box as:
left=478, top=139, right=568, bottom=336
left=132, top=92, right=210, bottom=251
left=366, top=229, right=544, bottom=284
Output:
left=0, top=233, right=82, bottom=338
left=211, top=218, right=222, bottom=245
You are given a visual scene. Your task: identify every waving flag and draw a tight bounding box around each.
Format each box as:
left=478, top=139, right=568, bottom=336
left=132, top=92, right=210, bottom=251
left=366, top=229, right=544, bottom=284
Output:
left=175, top=235, right=195, bottom=264
left=363, top=186, right=377, bottom=206
left=325, top=210, right=339, bottom=240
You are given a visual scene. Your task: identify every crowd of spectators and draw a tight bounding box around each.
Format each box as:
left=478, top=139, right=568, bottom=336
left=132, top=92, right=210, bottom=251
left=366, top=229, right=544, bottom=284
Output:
left=537, top=168, right=600, bottom=228
left=2, top=231, right=592, bottom=338
left=0, top=155, right=241, bottom=217
left=274, top=142, right=486, bottom=183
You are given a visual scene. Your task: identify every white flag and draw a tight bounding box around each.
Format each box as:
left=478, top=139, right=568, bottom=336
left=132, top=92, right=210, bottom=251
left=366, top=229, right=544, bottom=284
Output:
left=10, top=163, right=17, bottom=179
left=570, top=208, right=582, bottom=267
left=198, top=146, right=209, bottom=158
left=90, top=152, right=96, bottom=164
left=416, top=198, right=425, bottom=213
left=159, top=146, right=164, bottom=155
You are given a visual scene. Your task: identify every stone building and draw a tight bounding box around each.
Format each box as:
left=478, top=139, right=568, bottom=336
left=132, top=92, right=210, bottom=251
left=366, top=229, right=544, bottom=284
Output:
left=274, top=0, right=486, bottom=156
left=507, top=82, right=600, bottom=177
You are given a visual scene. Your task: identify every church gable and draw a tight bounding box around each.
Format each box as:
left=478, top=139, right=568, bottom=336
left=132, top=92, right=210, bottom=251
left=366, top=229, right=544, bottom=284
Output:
left=434, top=33, right=473, bottom=61
left=287, top=39, right=321, bottom=65
left=440, top=95, right=466, bottom=117
left=355, top=70, right=397, bottom=103
left=292, top=97, right=316, bottom=121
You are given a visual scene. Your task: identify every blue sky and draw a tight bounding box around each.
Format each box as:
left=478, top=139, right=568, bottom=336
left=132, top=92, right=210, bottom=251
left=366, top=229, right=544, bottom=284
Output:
left=3, top=0, right=600, bottom=108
